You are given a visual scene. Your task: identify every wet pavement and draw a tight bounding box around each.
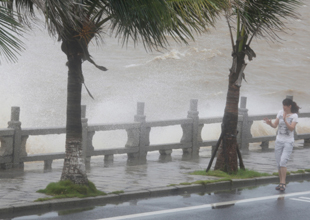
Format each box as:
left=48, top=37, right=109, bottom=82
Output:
left=40, top=181, right=310, bottom=220
left=0, top=143, right=310, bottom=210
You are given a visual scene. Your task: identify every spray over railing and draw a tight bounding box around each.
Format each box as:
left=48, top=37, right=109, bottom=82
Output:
left=0, top=96, right=309, bottom=171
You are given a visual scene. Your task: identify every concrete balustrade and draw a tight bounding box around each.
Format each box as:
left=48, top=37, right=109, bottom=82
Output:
left=0, top=96, right=309, bottom=171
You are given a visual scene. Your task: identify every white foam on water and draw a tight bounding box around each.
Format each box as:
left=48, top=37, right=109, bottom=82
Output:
left=125, top=64, right=144, bottom=68
left=149, top=49, right=185, bottom=61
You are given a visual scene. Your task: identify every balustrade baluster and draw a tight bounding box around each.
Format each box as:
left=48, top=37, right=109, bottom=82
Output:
left=8, top=107, right=24, bottom=168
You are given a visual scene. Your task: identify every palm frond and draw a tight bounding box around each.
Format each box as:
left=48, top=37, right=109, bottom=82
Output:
left=102, top=0, right=224, bottom=51
left=0, top=5, right=25, bottom=63
left=36, top=0, right=87, bottom=41
left=227, top=0, right=302, bottom=43
left=2, top=0, right=37, bottom=27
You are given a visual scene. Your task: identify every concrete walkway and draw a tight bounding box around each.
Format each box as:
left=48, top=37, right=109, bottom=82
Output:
left=0, top=144, right=310, bottom=215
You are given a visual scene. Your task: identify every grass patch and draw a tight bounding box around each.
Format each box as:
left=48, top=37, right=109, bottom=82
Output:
left=291, top=170, right=305, bottom=174
left=272, top=171, right=291, bottom=176
left=305, top=169, right=310, bottom=172
left=179, top=182, right=192, bottom=185
left=190, top=169, right=271, bottom=179
left=35, top=180, right=106, bottom=202
left=171, top=169, right=271, bottom=187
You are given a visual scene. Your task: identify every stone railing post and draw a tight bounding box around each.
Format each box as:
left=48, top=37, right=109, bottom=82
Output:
left=0, top=134, right=14, bottom=169
left=126, top=102, right=149, bottom=163
left=304, top=139, right=310, bottom=147
left=286, top=95, right=293, bottom=100
left=135, top=102, right=149, bottom=162
left=81, top=105, right=93, bottom=169
left=125, top=126, right=140, bottom=160
left=7, top=107, right=25, bottom=168
left=181, top=99, right=202, bottom=157
left=238, top=97, right=252, bottom=152
left=44, top=160, right=53, bottom=171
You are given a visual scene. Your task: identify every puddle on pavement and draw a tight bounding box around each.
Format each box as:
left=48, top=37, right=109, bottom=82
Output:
left=12, top=207, right=95, bottom=220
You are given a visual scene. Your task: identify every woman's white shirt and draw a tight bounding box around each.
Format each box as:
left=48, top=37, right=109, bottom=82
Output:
left=276, top=110, right=298, bottom=142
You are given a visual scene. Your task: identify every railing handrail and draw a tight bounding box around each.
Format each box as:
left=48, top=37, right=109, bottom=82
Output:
left=88, top=122, right=140, bottom=132
left=5, top=111, right=308, bottom=137
left=0, top=128, right=15, bottom=136
left=21, top=127, right=66, bottom=136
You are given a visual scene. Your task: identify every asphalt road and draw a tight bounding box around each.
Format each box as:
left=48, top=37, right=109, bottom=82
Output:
left=13, top=180, right=310, bottom=220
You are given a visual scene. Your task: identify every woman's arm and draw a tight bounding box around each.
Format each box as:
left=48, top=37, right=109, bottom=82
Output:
left=283, top=114, right=297, bottom=131
left=264, top=117, right=279, bottom=128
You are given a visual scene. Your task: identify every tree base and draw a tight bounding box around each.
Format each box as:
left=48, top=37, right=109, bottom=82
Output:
left=61, top=140, right=88, bottom=185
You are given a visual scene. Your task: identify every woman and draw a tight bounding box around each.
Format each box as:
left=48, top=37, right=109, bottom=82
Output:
left=264, top=98, right=300, bottom=192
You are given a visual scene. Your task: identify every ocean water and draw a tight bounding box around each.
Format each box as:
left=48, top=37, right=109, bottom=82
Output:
left=0, top=2, right=309, bottom=154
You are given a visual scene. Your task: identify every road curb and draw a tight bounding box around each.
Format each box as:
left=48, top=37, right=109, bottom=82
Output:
left=287, top=173, right=304, bottom=182
left=255, top=176, right=279, bottom=185
left=1, top=174, right=309, bottom=219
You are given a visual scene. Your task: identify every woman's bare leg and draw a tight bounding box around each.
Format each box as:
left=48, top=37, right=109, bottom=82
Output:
left=280, top=167, right=287, bottom=185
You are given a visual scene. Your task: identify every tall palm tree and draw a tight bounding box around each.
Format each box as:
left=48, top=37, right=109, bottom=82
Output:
left=2, top=0, right=94, bottom=185
left=213, top=0, right=302, bottom=173
left=4, top=0, right=225, bottom=185
left=57, top=0, right=226, bottom=185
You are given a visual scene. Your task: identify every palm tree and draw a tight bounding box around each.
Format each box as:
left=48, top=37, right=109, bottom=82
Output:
left=211, top=0, right=302, bottom=173
left=4, top=0, right=225, bottom=185
left=58, top=0, right=226, bottom=185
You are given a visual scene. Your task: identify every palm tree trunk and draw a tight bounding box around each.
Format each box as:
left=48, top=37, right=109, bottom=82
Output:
left=61, top=41, right=88, bottom=185
left=214, top=52, right=245, bottom=174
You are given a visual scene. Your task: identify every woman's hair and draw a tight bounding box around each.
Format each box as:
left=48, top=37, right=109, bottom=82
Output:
left=282, top=98, right=300, bottom=114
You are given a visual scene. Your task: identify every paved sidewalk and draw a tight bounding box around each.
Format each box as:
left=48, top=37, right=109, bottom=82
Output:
left=0, top=145, right=310, bottom=211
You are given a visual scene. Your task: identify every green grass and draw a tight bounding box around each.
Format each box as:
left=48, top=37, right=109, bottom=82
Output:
left=273, top=171, right=291, bottom=176
left=272, top=169, right=310, bottom=175
left=168, top=169, right=272, bottom=187
left=190, top=169, right=271, bottom=179
left=179, top=182, right=192, bottom=185
left=35, top=180, right=107, bottom=202
left=291, top=170, right=305, bottom=174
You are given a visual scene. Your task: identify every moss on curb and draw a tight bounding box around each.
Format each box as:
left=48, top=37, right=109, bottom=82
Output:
left=35, top=180, right=106, bottom=202
left=191, top=169, right=271, bottom=179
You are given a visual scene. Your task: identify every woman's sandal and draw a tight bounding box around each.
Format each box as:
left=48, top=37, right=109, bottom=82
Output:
left=275, top=184, right=281, bottom=190
left=276, top=183, right=286, bottom=191
left=279, top=183, right=286, bottom=192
